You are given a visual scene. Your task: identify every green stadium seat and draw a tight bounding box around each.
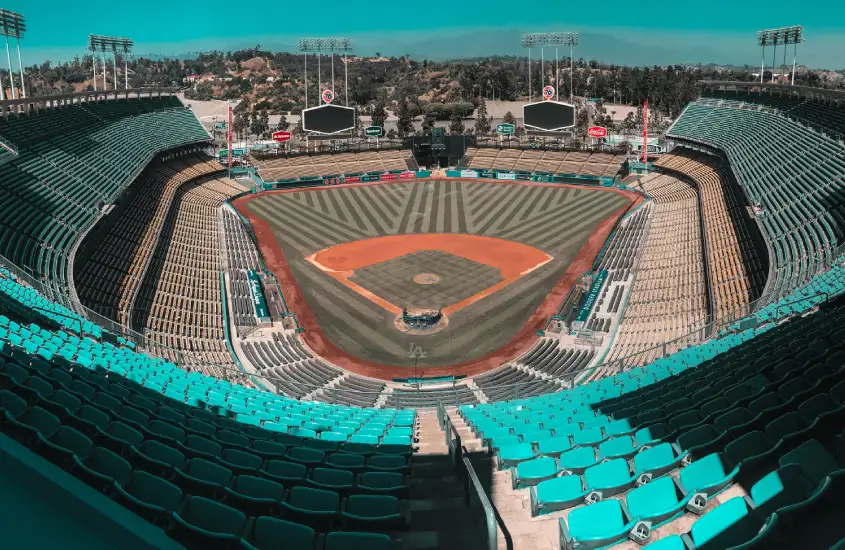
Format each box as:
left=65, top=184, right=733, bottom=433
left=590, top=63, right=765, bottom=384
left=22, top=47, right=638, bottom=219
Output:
left=263, top=460, right=308, bottom=486
left=72, top=446, right=132, bottom=492
left=537, top=436, right=572, bottom=457
left=286, top=447, right=326, bottom=467
left=241, top=517, right=321, bottom=550
left=530, top=475, right=588, bottom=516
left=98, top=421, right=144, bottom=456
left=224, top=475, right=285, bottom=517
left=217, top=448, right=264, bottom=476
left=778, top=439, right=845, bottom=484
left=559, top=499, right=636, bottom=549
left=633, top=443, right=684, bottom=481
left=583, top=458, right=636, bottom=497
left=625, top=476, right=703, bottom=527
left=357, top=472, right=408, bottom=498
left=113, top=470, right=182, bottom=525
left=280, top=486, right=342, bottom=531
left=36, top=425, right=93, bottom=467
left=128, top=439, right=187, bottom=477
left=598, top=435, right=639, bottom=460
left=342, top=494, right=409, bottom=531
left=307, top=467, right=355, bottom=496
left=512, top=456, right=559, bottom=489
left=679, top=453, right=740, bottom=497
left=170, top=496, right=247, bottom=549
left=368, top=455, right=409, bottom=474
left=173, top=458, right=234, bottom=499
left=5, top=405, right=61, bottom=447
left=498, top=442, right=538, bottom=468
left=178, top=434, right=223, bottom=461
left=682, top=496, right=762, bottom=549
left=558, top=446, right=599, bottom=474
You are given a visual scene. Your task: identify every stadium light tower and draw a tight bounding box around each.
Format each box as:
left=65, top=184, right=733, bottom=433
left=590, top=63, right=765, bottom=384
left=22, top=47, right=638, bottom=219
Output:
left=0, top=9, right=26, bottom=100
left=756, top=26, right=803, bottom=85
left=521, top=32, right=579, bottom=102
left=298, top=38, right=353, bottom=109
left=89, top=35, right=134, bottom=91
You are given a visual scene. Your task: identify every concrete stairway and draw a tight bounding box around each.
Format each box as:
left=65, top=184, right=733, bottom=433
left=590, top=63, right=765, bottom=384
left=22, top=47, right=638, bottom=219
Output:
left=399, top=409, right=564, bottom=550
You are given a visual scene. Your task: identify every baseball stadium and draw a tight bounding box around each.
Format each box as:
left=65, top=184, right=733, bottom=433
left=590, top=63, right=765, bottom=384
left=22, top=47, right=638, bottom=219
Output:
left=0, top=12, right=844, bottom=550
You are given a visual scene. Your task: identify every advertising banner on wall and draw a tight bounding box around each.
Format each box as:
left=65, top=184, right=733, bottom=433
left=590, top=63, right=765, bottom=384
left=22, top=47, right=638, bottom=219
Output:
left=399, top=171, right=417, bottom=179
left=516, top=174, right=532, bottom=181
left=345, top=176, right=361, bottom=183
left=460, top=170, right=478, bottom=178
left=497, top=173, right=516, bottom=180
left=381, top=173, right=398, bottom=180
left=247, top=270, right=271, bottom=321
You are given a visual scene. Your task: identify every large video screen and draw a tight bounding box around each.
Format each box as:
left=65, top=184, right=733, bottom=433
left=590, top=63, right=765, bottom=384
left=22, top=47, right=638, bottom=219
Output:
left=523, top=101, right=576, bottom=131
left=302, top=104, right=356, bottom=135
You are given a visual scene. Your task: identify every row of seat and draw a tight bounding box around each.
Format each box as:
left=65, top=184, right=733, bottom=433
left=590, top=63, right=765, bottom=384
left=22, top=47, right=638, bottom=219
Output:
left=607, top=173, right=708, bottom=367
left=254, top=150, right=410, bottom=182
left=464, top=148, right=622, bottom=177
left=657, top=149, right=766, bottom=321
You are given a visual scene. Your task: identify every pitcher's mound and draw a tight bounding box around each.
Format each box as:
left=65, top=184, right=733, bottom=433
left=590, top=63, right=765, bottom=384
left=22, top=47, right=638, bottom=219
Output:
left=413, top=273, right=441, bottom=285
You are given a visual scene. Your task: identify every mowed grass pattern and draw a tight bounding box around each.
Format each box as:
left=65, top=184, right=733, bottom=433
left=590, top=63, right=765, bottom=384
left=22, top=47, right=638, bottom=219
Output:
left=243, top=180, right=630, bottom=367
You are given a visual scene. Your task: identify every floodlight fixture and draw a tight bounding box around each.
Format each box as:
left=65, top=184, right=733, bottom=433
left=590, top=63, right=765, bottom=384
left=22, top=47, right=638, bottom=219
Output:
left=297, top=37, right=354, bottom=110
left=756, top=25, right=804, bottom=84
left=521, top=32, right=580, bottom=102
left=88, top=34, right=134, bottom=91
left=0, top=9, right=26, bottom=99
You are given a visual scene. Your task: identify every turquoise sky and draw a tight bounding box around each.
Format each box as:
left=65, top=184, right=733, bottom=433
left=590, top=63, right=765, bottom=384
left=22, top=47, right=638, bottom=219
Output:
left=5, top=0, right=845, bottom=67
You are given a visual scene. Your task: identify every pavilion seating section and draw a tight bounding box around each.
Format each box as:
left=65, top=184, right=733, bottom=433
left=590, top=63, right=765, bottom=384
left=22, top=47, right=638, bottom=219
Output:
left=0, top=272, right=415, bottom=548
left=464, top=148, right=623, bottom=177
left=241, top=334, right=343, bottom=399
left=657, top=149, right=766, bottom=320
left=668, top=102, right=845, bottom=298
left=75, top=155, right=222, bottom=328
left=460, top=291, right=845, bottom=549
left=701, top=89, right=845, bottom=139
left=254, top=149, right=411, bottom=182
left=606, top=174, right=708, bottom=367
left=0, top=96, right=210, bottom=295
left=221, top=208, right=264, bottom=328
left=131, top=177, right=249, bottom=382
left=313, top=376, right=387, bottom=409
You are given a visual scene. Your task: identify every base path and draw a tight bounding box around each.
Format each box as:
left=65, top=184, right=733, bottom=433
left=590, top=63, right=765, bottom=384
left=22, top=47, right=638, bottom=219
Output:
left=232, top=178, right=641, bottom=380
left=306, top=234, right=552, bottom=315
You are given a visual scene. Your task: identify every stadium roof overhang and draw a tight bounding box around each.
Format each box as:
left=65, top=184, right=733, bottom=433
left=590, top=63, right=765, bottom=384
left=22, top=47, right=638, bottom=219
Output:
left=698, top=80, right=845, bottom=104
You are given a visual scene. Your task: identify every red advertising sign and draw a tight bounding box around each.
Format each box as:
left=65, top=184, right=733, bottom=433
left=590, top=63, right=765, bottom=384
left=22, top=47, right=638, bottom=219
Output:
left=322, top=89, right=334, bottom=104
left=542, top=85, right=555, bottom=100
left=381, top=173, right=398, bottom=180
left=345, top=176, right=361, bottom=183
left=399, top=171, right=417, bottom=179
left=587, top=126, right=608, bottom=138
left=272, top=131, right=291, bottom=143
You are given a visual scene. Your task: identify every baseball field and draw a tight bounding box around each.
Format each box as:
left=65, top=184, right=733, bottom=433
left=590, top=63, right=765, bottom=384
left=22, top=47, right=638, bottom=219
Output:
left=233, top=178, right=636, bottom=379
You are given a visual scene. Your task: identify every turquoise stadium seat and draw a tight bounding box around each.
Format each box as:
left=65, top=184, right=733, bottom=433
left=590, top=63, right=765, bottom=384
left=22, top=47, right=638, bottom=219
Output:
left=559, top=499, right=636, bottom=549
left=530, top=475, right=588, bottom=516
left=241, top=517, right=321, bottom=550
left=512, top=456, right=559, bottom=489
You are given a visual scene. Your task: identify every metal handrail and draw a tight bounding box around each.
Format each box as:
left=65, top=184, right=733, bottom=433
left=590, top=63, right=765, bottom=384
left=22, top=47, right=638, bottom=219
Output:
left=463, top=456, right=499, bottom=550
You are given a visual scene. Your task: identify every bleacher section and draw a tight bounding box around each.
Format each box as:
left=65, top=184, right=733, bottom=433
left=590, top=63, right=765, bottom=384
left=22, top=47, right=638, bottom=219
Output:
left=312, top=375, right=387, bottom=409
left=459, top=289, right=845, bottom=550
left=607, top=174, right=707, bottom=367
left=657, top=150, right=766, bottom=320
left=668, top=102, right=845, bottom=300
left=463, top=148, right=622, bottom=177
left=254, top=149, right=411, bottom=182
left=701, top=88, right=845, bottom=139
left=0, top=265, right=415, bottom=550
left=75, top=155, right=222, bottom=329
left=131, top=177, right=249, bottom=381
left=0, top=96, right=209, bottom=295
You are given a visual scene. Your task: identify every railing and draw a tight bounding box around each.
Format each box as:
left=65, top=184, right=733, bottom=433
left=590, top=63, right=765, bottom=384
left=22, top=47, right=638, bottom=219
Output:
left=438, top=403, right=500, bottom=550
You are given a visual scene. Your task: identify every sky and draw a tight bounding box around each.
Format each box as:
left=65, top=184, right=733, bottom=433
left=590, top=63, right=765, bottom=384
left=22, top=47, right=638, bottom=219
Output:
left=5, top=0, right=845, bottom=68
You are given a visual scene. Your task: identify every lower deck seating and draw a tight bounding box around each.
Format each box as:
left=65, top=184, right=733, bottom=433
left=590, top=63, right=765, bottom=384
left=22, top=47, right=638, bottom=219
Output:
left=254, top=150, right=411, bottom=182
left=241, top=334, right=342, bottom=399
left=131, top=177, right=249, bottom=381
left=313, top=376, right=387, bottom=409
left=473, top=366, right=559, bottom=402
left=607, top=174, right=708, bottom=367
left=390, top=386, right=478, bottom=409
left=75, top=155, right=222, bottom=328
left=464, top=147, right=623, bottom=177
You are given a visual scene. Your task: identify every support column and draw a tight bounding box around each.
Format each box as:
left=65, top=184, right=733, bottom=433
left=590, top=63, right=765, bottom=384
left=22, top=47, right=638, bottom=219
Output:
left=16, top=38, right=25, bottom=99
left=4, top=37, right=16, bottom=100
